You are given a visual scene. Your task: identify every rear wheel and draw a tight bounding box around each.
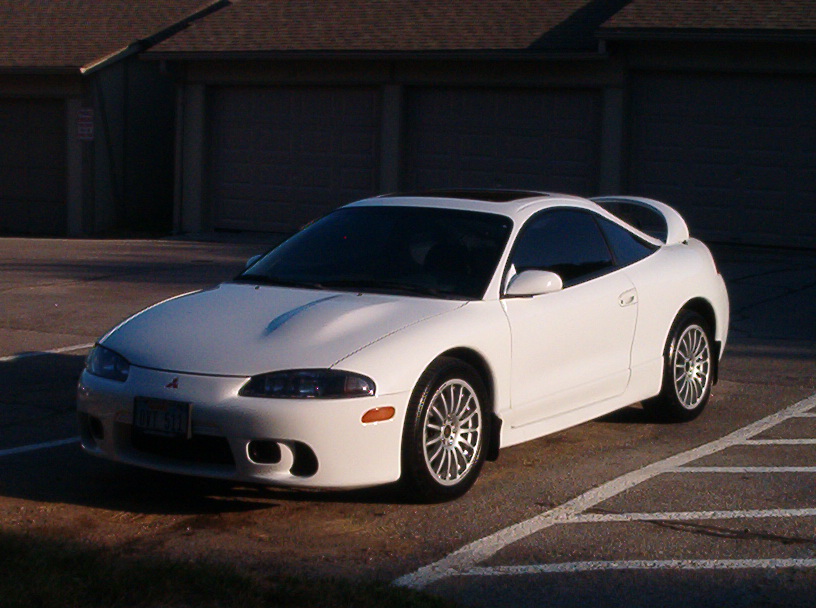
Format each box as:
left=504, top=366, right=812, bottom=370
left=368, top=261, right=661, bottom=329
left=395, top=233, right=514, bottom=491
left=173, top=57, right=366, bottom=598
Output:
left=401, top=357, right=488, bottom=502
left=643, top=311, right=713, bottom=422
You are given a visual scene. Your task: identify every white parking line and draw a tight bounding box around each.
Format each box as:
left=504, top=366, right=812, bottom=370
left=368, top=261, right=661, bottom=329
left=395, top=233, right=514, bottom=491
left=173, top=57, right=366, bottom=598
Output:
left=675, top=466, right=816, bottom=473
left=746, top=439, right=816, bottom=445
left=394, top=391, right=816, bottom=589
left=463, top=559, right=816, bottom=576
left=0, top=437, right=79, bottom=458
left=570, top=508, right=816, bottom=524
left=0, top=342, right=94, bottom=363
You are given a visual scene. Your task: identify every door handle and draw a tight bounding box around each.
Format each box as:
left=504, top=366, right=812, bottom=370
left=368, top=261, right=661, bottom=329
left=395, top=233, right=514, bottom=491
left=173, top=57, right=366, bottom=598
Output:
left=618, top=289, right=638, bottom=307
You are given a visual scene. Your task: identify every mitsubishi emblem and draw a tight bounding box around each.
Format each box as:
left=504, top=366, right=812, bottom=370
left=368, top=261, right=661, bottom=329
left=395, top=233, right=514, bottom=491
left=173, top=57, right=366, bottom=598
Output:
left=165, top=377, right=179, bottom=389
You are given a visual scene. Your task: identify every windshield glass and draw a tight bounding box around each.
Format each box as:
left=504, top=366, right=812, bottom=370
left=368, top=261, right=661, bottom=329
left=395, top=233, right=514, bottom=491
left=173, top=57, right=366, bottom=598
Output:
left=237, top=206, right=513, bottom=299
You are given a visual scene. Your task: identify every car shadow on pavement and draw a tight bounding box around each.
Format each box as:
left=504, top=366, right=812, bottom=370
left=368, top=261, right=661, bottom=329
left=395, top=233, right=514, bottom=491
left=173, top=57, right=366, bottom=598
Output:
left=0, top=352, right=417, bottom=516
left=1, top=443, right=415, bottom=515
left=597, top=405, right=651, bottom=425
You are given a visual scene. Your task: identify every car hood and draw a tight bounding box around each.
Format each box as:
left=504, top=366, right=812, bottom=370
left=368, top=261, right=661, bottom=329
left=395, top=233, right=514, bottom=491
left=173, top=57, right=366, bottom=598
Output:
left=101, top=283, right=464, bottom=376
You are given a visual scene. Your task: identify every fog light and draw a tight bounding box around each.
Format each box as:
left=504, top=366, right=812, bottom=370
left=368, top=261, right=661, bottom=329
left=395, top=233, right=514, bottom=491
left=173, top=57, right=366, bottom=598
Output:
left=247, top=440, right=281, bottom=464
left=361, top=406, right=395, bottom=424
left=89, top=416, right=104, bottom=441
left=290, top=442, right=318, bottom=477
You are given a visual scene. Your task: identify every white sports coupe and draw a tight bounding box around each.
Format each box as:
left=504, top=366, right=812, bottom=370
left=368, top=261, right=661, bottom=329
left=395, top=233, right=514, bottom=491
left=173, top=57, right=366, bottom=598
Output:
left=78, top=191, right=729, bottom=501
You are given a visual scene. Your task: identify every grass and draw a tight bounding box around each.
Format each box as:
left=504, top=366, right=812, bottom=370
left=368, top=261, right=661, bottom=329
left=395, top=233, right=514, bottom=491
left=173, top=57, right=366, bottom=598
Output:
left=0, top=531, right=456, bottom=608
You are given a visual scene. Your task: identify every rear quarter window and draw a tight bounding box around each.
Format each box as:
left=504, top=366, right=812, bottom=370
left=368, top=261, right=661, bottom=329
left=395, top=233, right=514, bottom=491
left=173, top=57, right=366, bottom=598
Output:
left=598, top=217, right=658, bottom=267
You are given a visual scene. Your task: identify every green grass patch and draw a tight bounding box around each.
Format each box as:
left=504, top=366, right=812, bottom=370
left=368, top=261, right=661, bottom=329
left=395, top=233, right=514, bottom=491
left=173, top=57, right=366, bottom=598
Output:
left=0, top=531, right=455, bottom=608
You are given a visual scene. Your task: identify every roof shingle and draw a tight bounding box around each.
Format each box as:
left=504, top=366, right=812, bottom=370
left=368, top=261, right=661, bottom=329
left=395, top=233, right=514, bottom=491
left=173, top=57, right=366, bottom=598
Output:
left=602, top=0, right=816, bottom=31
left=0, top=0, right=222, bottom=72
left=150, top=0, right=626, bottom=55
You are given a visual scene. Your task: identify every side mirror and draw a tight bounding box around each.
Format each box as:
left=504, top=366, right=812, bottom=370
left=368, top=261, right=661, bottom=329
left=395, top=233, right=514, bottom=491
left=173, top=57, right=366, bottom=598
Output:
left=245, top=254, right=263, bottom=269
left=505, top=270, right=563, bottom=297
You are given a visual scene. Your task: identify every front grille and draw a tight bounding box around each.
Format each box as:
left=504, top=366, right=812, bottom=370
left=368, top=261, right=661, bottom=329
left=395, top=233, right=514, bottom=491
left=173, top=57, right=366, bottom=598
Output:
left=131, top=430, right=235, bottom=466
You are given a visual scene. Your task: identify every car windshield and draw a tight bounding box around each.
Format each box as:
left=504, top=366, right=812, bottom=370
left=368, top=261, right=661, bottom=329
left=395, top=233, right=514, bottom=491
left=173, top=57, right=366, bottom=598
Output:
left=236, top=205, right=513, bottom=299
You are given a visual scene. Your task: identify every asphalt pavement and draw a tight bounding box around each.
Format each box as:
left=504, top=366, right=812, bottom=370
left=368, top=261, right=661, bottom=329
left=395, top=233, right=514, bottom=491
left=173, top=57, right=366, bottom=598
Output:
left=0, top=235, right=815, bottom=607
left=399, top=243, right=816, bottom=606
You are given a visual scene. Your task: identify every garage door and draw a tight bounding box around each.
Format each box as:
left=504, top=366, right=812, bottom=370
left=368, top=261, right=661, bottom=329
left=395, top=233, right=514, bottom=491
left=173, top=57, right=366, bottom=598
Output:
left=404, top=88, right=602, bottom=195
left=0, top=99, right=66, bottom=235
left=209, top=87, right=379, bottom=232
left=629, top=73, right=816, bottom=248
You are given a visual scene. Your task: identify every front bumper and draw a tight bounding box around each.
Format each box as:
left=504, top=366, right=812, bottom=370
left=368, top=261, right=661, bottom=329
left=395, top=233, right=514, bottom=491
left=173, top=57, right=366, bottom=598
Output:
left=77, top=366, right=408, bottom=489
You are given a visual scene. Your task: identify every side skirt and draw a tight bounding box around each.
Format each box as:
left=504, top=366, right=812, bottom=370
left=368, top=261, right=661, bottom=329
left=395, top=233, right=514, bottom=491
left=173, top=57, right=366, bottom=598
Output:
left=497, top=359, right=662, bottom=450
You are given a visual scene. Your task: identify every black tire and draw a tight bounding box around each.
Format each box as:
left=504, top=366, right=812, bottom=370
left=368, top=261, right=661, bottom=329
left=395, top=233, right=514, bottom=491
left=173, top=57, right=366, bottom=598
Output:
left=643, top=310, right=714, bottom=422
left=401, top=357, right=489, bottom=502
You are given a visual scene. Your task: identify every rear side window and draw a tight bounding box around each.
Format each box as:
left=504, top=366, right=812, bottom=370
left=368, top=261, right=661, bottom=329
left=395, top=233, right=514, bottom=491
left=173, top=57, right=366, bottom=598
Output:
left=598, top=218, right=657, bottom=267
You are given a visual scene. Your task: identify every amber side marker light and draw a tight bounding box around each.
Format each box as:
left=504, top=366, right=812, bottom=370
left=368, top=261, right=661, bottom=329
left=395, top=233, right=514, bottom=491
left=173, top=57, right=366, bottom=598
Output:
left=361, top=406, right=395, bottom=424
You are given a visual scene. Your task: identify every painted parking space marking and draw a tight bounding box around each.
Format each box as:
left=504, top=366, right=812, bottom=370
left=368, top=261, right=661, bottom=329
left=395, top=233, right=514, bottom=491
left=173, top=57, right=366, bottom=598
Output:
left=0, top=342, right=94, bottom=363
left=747, top=439, right=816, bottom=445
left=570, top=507, right=816, bottom=524
left=0, top=437, right=80, bottom=458
left=674, top=466, right=816, bottom=473
left=395, top=391, right=816, bottom=589
left=463, top=558, right=816, bottom=577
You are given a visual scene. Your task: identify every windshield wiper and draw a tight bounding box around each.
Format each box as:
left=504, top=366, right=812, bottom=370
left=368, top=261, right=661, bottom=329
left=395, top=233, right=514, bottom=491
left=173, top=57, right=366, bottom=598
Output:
left=233, top=274, right=327, bottom=290
left=235, top=275, right=459, bottom=298
left=316, top=279, right=448, bottom=298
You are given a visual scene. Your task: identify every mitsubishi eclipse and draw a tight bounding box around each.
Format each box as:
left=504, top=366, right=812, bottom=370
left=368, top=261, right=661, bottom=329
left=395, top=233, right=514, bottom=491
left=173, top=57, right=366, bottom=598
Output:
left=77, top=190, right=729, bottom=501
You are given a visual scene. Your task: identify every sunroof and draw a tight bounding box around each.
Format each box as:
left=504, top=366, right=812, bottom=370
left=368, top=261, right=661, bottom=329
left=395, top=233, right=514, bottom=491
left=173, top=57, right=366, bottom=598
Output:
left=381, top=189, right=549, bottom=203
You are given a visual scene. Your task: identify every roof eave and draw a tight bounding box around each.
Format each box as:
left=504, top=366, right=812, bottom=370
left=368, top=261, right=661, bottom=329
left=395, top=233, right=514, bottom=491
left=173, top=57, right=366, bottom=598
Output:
left=80, top=44, right=142, bottom=75
left=599, top=28, right=816, bottom=44
left=80, top=0, right=230, bottom=75
left=0, top=66, right=82, bottom=75
left=145, top=48, right=608, bottom=62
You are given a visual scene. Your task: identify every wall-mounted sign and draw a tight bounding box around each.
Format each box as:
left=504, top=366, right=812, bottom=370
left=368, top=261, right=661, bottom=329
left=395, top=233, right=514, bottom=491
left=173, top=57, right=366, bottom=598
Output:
left=77, top=108, right=94, bottom=141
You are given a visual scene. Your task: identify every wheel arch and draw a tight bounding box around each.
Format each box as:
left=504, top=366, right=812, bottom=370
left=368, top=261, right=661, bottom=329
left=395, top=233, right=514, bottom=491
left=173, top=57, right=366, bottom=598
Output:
left=437, top=347, right=502, bottom=461
left=677, top=297, right=720, bottom=384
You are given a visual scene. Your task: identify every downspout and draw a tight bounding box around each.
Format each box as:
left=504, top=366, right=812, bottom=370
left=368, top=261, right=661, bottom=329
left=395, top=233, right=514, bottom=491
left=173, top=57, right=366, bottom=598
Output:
left=93, top=75, right=125, bottom=228
left=173, top=65, right=186, bottom=234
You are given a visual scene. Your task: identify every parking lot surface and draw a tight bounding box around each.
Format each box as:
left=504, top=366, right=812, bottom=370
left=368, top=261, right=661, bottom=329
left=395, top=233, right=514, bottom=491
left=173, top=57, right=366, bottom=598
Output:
left=1, top=236, right=815, bottom=606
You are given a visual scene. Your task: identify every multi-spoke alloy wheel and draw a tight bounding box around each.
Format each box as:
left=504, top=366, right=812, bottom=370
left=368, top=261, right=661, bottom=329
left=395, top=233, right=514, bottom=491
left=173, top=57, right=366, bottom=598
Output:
left=402, top=357, right=489, bottom=501
left=644, top=310, right=714, bottom=422
left=672, top=324, right=711, bottom=410
left=422, top=379, right=483, bottom=486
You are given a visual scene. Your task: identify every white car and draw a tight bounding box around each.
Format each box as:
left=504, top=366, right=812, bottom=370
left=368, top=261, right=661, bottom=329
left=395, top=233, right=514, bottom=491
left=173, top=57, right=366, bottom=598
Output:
left=77, top=191, right=729, bottom=501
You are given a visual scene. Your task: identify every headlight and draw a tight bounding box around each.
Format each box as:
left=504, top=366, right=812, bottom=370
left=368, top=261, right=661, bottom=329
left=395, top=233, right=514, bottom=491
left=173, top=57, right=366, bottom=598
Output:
left=85, top=345, right=130, bottom=382
left=239, top=369, right=375, bottom=399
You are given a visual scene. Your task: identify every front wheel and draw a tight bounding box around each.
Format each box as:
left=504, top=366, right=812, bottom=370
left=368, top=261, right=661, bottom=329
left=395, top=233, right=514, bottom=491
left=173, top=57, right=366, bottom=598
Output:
left=643, top=311, right=713, bottom=422
left=401, top=357, right=489, bottom=502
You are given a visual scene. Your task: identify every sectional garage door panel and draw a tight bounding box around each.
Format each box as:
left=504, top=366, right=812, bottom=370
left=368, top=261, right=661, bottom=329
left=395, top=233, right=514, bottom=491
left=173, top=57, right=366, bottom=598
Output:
left=405, top=88, right=601, bottom=195
left=0, top=99, right=66, bottom=235
left=210, top=87, right=379, bottom=232
left=629, top=73, right=816, bottom=247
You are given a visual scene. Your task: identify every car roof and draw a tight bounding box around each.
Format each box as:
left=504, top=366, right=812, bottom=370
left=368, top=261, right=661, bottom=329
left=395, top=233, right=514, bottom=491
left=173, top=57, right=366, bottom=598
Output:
left=346, top=189, right=665, bottom=247
left=349, top=189, right=596, bottom=219
left=379, top=189, right=550, bottom=203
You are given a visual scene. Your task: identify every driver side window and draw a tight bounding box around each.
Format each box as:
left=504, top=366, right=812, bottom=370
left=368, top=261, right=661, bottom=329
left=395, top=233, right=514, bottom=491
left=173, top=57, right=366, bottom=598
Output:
left=511, top=209, right=614, bottom=287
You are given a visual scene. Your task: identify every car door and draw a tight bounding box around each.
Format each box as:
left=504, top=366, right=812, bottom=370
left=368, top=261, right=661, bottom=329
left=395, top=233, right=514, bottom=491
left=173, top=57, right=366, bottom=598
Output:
left=502, top=208, right=638, bottom=427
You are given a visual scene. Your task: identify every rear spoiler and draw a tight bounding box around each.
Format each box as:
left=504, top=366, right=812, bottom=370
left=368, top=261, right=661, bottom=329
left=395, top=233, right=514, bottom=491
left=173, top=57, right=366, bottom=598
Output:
left=591, top=196, right=690, bottom=246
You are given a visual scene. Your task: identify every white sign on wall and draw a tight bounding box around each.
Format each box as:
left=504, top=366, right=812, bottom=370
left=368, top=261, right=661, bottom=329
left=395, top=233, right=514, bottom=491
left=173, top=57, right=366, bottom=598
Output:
left=77, top=108, right=94, bottom=141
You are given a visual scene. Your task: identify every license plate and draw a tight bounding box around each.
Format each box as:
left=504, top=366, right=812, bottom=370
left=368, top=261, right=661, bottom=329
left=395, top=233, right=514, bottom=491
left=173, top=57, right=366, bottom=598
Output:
left=133, top=398, right=191, bottom=438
